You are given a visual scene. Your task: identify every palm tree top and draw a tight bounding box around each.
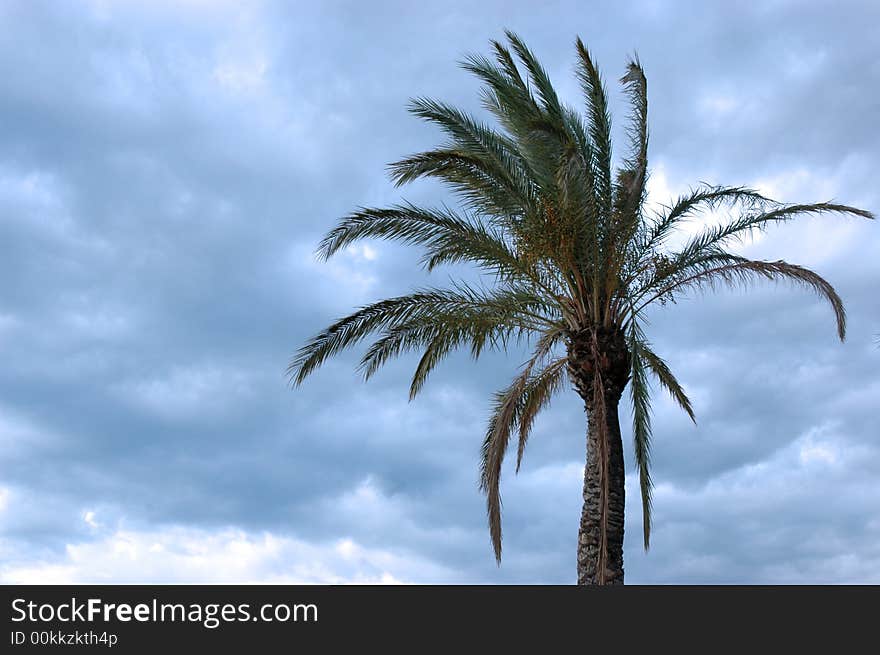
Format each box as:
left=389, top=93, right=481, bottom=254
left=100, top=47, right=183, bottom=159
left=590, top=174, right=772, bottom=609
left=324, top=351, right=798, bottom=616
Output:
left=290, top=31, right=873, bottom=563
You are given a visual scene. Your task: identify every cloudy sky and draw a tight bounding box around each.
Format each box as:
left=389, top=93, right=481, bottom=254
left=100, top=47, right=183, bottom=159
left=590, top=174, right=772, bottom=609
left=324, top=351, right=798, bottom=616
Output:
left=1, top=0, right=878, bottom=584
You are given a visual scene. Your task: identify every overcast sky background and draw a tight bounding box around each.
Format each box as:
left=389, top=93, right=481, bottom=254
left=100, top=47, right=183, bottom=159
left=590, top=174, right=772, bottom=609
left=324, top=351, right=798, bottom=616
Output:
left=1, top=0, right=878, bottom=584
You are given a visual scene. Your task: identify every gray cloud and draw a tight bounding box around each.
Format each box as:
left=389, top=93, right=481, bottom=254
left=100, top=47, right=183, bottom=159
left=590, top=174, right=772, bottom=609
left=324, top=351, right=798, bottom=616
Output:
left=0, top=0, right=878, bottom=583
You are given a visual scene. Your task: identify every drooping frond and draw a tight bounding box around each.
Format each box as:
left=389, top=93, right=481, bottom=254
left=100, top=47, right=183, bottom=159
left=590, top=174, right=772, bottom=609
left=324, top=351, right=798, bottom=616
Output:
left=627, top=319, right=653, bottom=549
left=289, top=285, right=555, bottom=386
left=639, top=343, right=695, bottom=423
left=668, top=202, right=874, bottom=275
left=481, top=380, right=522, bottom=563
left=515, top=330, right=568, bottom=470
left=480, top=331, right=567, bottom=562
left=513, top=359, right=567, bottom=473
left=627, top=328, right=695, bottom=549
left=641, top=259, right=849, bottom=340
left=407, top=331, right=458, bottom=400
left=359, top=315, right=505, bottom=386
left=629, top=201, right=873, bottom=318
left=359, top=308, right=560, bottom=400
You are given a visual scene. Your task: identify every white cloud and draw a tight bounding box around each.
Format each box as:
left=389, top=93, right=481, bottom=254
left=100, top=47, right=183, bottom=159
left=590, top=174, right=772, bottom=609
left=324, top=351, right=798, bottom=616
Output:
left=213, top=57, right=268, bottom=93
left=286, top=243, right=379, bottom=308
left=745, top=167, right=867, bottom=264
left=696, top=88, right=759, bottom=130
left=83, top=510, right=100, bottom=529
left=0, top=525, right=453, bottom=585
left=644, top=161, right=743, bottom=247
left=699, top=92, right=740, bottom=116
left=2, top=0, right=878, bottom=587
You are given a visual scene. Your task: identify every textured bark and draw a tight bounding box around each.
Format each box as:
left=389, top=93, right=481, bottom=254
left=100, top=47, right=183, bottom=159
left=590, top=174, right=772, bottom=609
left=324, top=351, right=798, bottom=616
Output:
left=567, top=326, right=629, bottom=585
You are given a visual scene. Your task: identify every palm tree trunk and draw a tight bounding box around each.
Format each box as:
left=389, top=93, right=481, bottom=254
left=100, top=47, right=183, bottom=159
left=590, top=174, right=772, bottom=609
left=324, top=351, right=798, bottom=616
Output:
left=577, top=389, right=625, bottom=585
left=567, top=326, right=629, bottom=585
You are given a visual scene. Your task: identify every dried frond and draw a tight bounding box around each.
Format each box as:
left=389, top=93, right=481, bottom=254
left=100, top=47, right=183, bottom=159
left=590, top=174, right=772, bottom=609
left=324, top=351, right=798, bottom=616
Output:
left=628, top=320, right=653, bottom=549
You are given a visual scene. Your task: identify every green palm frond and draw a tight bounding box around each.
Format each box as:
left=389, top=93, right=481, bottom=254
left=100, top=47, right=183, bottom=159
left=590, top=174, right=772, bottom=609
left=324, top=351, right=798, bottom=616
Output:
left=317, top=203, right=539, bottom=283
left=407, top=331, right=457, bottom=400
left=639, top=185, right=773, bottom=256
left=359, top=314, right=515, bottom=384
left=391, top=98, right=537, bottom=214
left=289, top=284, right=554, bottom=386
left=504, top=30, right=564, bottom=123
left=462, top=42, right=572, bottom=200
left=620, top=55, right=648, bottom=176
left=666, top=202, right=873, bottom=278
left=628, top=329, right=695, bottom=549
left=480, top=378, right=522, bottom=563
left=639, top=259, right=849, bottom=340
left=489, top=38, right=528, bottom=90
left=574, top=37, right=612, bottom=217
left=388, top=149, right=532, bottom=217
left=630, top=202, right=873, bottom=320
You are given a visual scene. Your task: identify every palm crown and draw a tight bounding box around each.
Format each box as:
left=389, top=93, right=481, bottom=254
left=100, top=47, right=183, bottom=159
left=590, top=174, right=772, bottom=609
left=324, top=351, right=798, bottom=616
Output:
left=290, top=32, right=872, bottom=582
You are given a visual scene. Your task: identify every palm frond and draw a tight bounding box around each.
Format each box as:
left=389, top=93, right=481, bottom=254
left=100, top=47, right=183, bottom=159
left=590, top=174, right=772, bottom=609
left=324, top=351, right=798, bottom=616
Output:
left=640, top=184, right=773, bottom=255
left=388, top=149, right=533, bottom=217
left=408, top=332, right=457, bottom=400
left=480, top=331, right=566, bottom=562
left=670, top=202, right=873, bottom=272
left=639, top=342, right=695, bottom=423
left=460, top=53, right=562, bottom=195
left=640, top=259, right=848, bottom=340
left=480, top=371, right=527, bottom=562
left=392, top=97, right=537, bottom=213
left=504, top=30, right=564, bottom=123
left=289, top=285, right=554, bottom=386
left=359, top=315, right=519, bottom=386
left=574, top=38, right=612, bottom=216
left=629, top=200, right=872, bottom=316
left=490, top=39, right=528, bottom=90
left=620, top=55, right=648, bottom=176
left=515, top=326, right=568, bottom=469
left=316, top=203, right=540, bottom=283
left=514, top=358, right=567, bottom=472
left=615, top=55, right=649, bottom=222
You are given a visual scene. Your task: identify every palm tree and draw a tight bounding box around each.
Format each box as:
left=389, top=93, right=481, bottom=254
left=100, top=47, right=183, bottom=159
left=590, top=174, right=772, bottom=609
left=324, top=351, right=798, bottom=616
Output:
left=289, top=32, right=873, bottom=585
